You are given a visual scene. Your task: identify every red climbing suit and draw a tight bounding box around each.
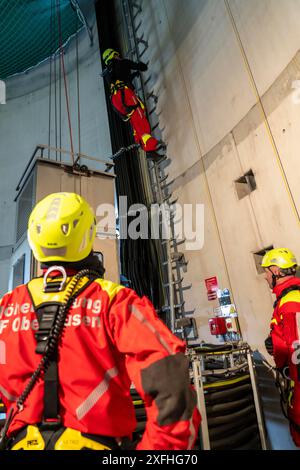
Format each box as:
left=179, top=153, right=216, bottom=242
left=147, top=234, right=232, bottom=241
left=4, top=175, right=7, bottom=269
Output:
left=111, top=83, right=160, bottom=152
left=0, top=274, right=200, bottom=450
left=270, top=276, right=300, bottom=447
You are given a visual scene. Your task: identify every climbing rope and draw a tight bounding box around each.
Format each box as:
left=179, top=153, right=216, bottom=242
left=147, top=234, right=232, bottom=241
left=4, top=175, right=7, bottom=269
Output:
left=75, top=13, right=81, bottom=157
left=56, top=0, right=75, bottom=163
left=48, top=0, right=54, bottom=159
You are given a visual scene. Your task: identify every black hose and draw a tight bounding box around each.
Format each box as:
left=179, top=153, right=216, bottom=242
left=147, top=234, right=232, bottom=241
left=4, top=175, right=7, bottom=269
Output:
left=209, top=414, right=257, bottom=440
left=206, top=395, right=254, bottom=416
left=234, top=435, right=261, bottom=450
left=204, top=371, right=250, bottom=383
left=205, top=383, right=252, bottom=404
left=208, top=404, right=256, bottom=427
left=210, top=424, right=259, bottom=450
left=204, top=374, right=251, bottom=392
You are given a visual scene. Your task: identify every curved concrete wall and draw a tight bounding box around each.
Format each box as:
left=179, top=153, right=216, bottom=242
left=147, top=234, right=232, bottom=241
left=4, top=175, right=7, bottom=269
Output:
left=129, top=0, right=300, bottom=352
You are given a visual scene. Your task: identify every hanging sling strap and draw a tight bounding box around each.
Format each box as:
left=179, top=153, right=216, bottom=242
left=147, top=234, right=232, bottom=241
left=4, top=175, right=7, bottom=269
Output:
left=34, top=267, right=96, bottom=429
left=36, top=303, right=61, bottom=427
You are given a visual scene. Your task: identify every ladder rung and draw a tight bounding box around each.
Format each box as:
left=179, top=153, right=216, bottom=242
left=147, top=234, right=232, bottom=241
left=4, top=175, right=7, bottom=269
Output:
left=161, top=239, right=186, bottom=248
left=127, top=47, right=135, bottom=56
left=132, top=1, right=142, bottom=11
left=163, top=278, right=184, bottom=287
left=133, top=11, right=141, bottom=20
left=175, top=317, right=194, bottom=328
left=172, top=238, right=186, bottom=247
left=147, top=91, right=159, bottom=103
left=165, top=260, right=189, bottom=271
left=144, top=76, right=152, bottom=86
left=183, top=310, right=196, bottom=316
left=158, top=174, right=168, bottom=183
left=161, top=302, right=185, bottom=312
left=169, top=197, right=178, bottom=205
left=162, top=194, right=171, bottom=203
left=151, top=174, right=169, bottom=188
left=171, top=252, right=185, bottom=262
left=137, top=37, right=148, bottom=47
left=135, top=20, right=142, bottom=32
left=162, top=257, right=187, bottom=265
left=139, top=46, right=148, bottom=57
left=162, top=254, right=184, bottom=265
left=158, top=125, right=166, bottom=133
left=175, top=284, right=192, bottom=292
left=169, top=199, right=178, bottom=208
left=158, top=212, right=175, bottom=225
left=161, top=179, right=174, bottom=190
left=149, top=106, right=157, bottom=115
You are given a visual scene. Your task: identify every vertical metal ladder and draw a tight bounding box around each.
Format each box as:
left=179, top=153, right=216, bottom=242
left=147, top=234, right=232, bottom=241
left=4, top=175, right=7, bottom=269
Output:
left=120, top=0, right=197, bottom=340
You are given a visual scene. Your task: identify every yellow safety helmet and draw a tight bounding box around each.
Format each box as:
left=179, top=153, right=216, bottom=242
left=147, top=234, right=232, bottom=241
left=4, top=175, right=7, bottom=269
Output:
left=28, top=192, right=96, bottom=263
left=261, top=248, right=297, bottom=270
left=102, top=48, right=120, bottom=65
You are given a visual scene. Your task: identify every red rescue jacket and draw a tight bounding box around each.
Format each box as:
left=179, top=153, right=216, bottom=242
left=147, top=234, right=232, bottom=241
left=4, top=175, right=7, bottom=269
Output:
left=270, top=277, right=300, bottom=446
left=0, top=273, right=200, bottom=450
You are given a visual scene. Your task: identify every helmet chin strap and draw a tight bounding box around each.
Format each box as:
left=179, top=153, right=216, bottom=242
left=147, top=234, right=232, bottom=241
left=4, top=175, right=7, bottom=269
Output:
left=268, top=267, right=287, bottom=289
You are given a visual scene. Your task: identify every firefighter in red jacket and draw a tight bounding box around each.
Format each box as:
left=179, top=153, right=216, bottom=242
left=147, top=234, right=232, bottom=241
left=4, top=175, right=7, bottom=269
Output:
left=262, top=247, right=300, bottom=447
left=102, top=48, right=165, bottom=160
left=0, top=192, right=200, bottom=450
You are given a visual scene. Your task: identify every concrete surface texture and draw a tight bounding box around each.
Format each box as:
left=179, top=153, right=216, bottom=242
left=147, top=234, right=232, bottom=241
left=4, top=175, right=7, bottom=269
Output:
left=134, top=0, right=300, bottom=354
left=0, top=7, right=111, bottom=296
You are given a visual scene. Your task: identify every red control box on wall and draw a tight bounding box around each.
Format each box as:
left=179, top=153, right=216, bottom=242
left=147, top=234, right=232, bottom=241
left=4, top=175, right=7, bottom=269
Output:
left=209, top=317, right=227, bottom=336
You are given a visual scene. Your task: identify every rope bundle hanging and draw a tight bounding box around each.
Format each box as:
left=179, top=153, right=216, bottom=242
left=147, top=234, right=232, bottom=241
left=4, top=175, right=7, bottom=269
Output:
left=47, top=0, right=83, bottom=165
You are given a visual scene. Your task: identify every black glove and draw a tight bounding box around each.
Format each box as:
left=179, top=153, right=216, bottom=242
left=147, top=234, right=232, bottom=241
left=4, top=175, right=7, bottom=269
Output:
left=265, top=335, right=273, bottom=355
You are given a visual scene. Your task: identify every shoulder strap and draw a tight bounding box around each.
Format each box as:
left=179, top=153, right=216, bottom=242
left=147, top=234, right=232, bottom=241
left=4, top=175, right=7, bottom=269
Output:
left=27, top=271, right=97, bottom=429
left=273, top=285, right=300, bottom=308
left=0, top=269, right=101, bottom=446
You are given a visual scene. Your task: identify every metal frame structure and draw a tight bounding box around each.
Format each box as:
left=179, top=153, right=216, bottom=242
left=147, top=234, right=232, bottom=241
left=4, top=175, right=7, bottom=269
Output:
left=190, top=345, right=268, bottom=450
left=15, top=144, right=115, bottom=201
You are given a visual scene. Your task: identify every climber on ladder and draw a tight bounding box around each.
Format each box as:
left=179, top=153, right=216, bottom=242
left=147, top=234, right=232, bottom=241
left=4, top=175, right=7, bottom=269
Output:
left=101, top=48, right=165, bottom=160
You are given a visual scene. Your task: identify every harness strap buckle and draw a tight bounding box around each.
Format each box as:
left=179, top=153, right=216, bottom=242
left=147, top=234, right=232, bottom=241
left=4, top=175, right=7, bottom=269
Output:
left=40, top=417, right=62, bottom=431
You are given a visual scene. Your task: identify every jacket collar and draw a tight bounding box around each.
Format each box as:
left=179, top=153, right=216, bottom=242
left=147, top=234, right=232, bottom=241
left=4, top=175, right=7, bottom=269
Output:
left=273, top=276, right=300, bottom=298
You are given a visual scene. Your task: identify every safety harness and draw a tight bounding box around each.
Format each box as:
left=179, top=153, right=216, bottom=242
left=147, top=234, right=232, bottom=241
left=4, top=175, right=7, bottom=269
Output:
left=110, top=80, right=145, bottom=122
left=273, top=284, right=300, bottom=308
left=0, top=266, right=117, bottom=450
left=31, top=266, right=96, bottom=431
